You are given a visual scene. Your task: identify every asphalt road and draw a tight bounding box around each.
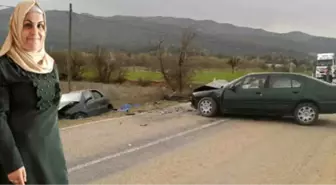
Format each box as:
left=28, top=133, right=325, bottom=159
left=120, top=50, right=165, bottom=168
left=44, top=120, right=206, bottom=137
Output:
left=60, top=103, right=336, bottom=184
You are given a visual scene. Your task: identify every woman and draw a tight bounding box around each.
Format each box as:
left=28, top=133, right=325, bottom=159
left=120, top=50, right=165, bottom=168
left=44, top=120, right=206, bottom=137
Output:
left=0, top=0, right=68, bottom=184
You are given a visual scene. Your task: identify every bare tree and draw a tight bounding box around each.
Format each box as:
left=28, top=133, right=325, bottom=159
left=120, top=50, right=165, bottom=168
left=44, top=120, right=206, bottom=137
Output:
left=91, top=46, right=116, bottom=83
left=156, top=27, right=197, bottom=93
left=49, top=51, right=67, bottom=80
left=177, top=27, right=196, bottom=93
left=227, top=56, right=241, bottom=73
left=156, top=37, right=175, bottom=91
left=110, top=52, right=128, bottom=83
left=50, top=50, right=89, bottom=81
left=71, top=51, right=87, bottom=80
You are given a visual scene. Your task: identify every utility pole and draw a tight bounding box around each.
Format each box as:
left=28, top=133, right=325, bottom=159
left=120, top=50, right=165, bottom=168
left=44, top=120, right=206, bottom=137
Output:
left=67, top=3, right=72, bottom=92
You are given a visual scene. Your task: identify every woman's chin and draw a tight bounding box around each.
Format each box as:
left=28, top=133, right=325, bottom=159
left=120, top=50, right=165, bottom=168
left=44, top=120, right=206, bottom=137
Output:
left=23, top=46, right=42, bottom=53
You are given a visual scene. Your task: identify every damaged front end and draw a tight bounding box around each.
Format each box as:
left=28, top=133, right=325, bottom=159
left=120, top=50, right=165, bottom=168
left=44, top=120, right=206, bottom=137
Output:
left=192, top=79, right=229, bottom=93
left=190, top=79, right=228, bottom=108
left=58, top=91, right=83, bottom=119
left=58, top=101, right=81, bottom=119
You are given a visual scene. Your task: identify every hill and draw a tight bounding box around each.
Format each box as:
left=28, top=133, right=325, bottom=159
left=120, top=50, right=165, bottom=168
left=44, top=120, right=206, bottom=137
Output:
left=1, top=8, right=336, bottom=58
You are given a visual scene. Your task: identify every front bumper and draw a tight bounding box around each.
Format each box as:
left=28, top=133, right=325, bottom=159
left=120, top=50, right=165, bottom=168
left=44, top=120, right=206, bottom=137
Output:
left=189, top=95, right=197, bottom=109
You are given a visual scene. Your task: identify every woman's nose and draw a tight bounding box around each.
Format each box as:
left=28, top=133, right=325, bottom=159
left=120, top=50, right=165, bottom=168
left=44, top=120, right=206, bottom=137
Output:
left=30, top=26, right=39, bottom=35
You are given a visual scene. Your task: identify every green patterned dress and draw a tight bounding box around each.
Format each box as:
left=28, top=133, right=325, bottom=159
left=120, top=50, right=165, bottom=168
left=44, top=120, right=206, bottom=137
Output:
left=0, top=55, right=68, bottom=184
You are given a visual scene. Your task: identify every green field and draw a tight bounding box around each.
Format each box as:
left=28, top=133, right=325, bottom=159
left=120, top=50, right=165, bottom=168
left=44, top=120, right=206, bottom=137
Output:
left=83, top=67, right=311, bottom=84
left=126, top=69, right=263, bottom=83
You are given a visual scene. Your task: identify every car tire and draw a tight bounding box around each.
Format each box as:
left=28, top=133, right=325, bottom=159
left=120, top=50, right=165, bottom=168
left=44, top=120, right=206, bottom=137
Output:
left=294, top=102, right=319, bottom=125
left=72, top=112, right=87, bottom=120
left=197, top=97, right=218, bottom=117
left=107, top=104, right=113, bottom=110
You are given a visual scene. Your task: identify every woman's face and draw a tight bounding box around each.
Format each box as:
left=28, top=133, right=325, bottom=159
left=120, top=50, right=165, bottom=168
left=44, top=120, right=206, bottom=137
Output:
left=21, top=10, right=45, bottom=52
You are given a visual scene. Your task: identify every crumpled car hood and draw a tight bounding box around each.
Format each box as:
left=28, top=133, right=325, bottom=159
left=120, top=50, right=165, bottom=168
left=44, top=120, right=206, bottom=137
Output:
left=193, top=79, right=229, bottom=92
left=58, top=92, right=82, bottom=110
left=58, top=101, right=76, bottom=110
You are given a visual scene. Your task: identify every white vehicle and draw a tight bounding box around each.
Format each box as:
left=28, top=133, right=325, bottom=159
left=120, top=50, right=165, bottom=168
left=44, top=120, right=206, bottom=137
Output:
left=314, top=53, right=336, bottom=80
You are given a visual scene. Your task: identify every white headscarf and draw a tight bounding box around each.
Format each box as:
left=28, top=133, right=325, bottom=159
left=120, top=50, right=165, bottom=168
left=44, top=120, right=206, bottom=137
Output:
left=0, top=0, right=54, bottom=74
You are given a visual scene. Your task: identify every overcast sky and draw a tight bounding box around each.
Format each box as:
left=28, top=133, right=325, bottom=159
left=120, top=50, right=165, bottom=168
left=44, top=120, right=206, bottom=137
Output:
left=2, top=0, right=336, bottom=38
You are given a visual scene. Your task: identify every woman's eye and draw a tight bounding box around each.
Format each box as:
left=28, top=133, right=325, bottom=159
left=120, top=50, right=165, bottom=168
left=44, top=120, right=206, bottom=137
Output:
left=38, top=24, right=45, bottom=29
left=23, top=23, right=32, bottom=28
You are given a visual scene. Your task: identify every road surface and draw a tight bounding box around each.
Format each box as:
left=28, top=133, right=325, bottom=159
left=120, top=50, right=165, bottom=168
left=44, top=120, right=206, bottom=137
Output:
left=60, top=103, right=336, bottom=184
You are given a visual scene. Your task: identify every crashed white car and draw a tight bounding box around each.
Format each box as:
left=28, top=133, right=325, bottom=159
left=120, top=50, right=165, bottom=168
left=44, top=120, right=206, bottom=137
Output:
left=58, top=89, right=113, bottom=119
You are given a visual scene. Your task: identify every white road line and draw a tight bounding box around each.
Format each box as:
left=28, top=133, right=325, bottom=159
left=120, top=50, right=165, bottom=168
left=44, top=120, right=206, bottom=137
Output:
left=67, top=118, right=229, bottom=173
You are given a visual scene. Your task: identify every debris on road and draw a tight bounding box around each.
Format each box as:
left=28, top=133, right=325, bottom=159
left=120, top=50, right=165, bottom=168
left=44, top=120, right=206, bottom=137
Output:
left=118, top=103, right=141, bottom=112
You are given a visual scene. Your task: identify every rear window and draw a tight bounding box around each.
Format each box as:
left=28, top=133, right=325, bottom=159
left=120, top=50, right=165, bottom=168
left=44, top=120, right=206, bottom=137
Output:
left=269, top=76, right=302, bottom=88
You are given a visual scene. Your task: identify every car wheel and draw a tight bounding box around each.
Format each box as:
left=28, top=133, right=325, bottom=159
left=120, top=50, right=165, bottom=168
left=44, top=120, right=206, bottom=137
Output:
left=197, top=97, right=218, bottom=117
left=294, top=103, right=319, bottom=125
left=107, top=104, right=114, bottom=110
left=72, top=112, right=87, bottom=120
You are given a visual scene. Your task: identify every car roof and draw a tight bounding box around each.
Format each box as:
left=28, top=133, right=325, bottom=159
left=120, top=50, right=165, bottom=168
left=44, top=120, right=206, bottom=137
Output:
left=62, top=89, right=101, bottom=94
left=247, top=72, right=309, bottom=77
left=247, top=72, right=336, bottom=85
left=248, top=72, right=301, bottom=75
left=60, top=89, right=103, bottom=101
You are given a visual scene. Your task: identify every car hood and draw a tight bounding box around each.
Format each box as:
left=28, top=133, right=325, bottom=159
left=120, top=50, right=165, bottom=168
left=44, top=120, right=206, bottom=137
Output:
left=58, top=101, right=77, bottom=110
left=58, top=92, right=82, bottom=110
left=193, top=79, right=229, bottom=92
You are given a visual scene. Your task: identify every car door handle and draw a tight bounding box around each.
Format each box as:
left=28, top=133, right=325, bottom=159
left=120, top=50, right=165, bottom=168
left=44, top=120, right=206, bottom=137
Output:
left=256, top=92, right=263, bottom=96
left=292, top=91, right=299, bottom=94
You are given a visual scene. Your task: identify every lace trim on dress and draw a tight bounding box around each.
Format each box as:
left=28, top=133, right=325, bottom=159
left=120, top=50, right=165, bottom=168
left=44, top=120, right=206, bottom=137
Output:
left=15, top=63, right=61, bottom=110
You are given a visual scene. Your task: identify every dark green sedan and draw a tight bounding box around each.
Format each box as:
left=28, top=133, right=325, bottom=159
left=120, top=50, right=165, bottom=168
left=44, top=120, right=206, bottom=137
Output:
left=190, top=72, right=336, bottom=125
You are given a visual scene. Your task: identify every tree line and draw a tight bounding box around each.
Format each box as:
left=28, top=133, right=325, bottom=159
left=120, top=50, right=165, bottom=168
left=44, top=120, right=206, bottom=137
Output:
left=49, top=27, right=315, bottom=94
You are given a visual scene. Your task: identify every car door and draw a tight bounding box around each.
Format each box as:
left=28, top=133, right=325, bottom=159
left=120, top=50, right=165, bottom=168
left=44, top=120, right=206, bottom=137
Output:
left=262, top=74, right=303, bottom=114
left=222, top=74, right=268, bottom=114
left=83, top=90, right=99, bottom=116
left=91, top=90, right=109, bottom=114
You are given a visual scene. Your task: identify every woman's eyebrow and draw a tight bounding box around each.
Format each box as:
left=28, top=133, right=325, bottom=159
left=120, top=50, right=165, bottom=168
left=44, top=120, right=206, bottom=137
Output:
left=23, top=20, right=45, bottom=23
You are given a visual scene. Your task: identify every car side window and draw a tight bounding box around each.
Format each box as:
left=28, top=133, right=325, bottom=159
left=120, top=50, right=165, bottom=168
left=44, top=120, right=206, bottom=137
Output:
left=91, top=91, right=103, bottom=99
left=83, top=91, right=92, bottom=100
left=270, top=76, right=291, bottom=88
left=83, top=91, right=94, bottom=103
left=292, top=80, right=302, bottom=88
left=241, top=75, right=267, bottom=89
left=269, top=76, right=302, bottom=88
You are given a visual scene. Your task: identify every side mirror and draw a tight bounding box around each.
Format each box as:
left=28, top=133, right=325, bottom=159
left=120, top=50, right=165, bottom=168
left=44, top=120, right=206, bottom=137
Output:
left=229, top=85, right=237, bottom=92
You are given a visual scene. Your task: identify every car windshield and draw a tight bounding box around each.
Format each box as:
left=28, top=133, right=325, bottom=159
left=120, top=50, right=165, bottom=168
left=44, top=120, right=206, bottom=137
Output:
left=228, top=75, right=246, bottom=87
left=317, top=59, right=333, bottom=66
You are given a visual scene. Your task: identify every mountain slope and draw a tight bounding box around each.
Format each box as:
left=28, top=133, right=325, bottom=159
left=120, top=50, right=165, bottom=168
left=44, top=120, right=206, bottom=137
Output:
left=0, top=8, right=335, bottom=57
